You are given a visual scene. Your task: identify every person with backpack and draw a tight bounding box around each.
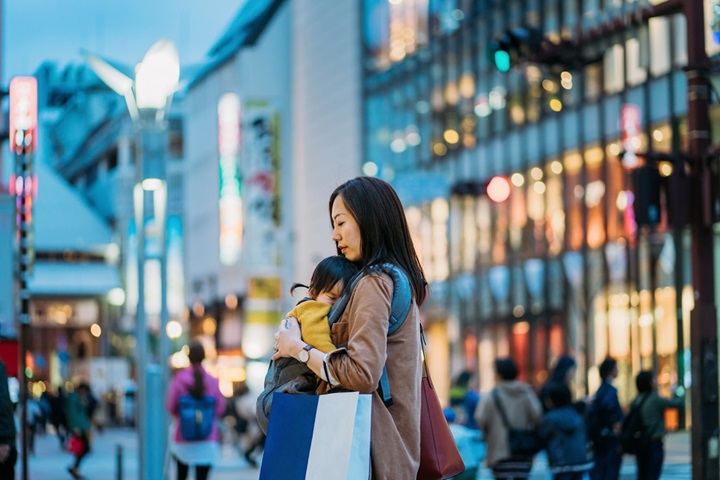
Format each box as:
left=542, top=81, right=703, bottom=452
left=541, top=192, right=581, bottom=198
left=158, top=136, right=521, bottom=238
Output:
left=271, top=176, right=427, bottom=478
left=588, top=358, right=624, bottom=480
left=539, top=383, right=593, bottom=479
left=166, top=341, right=225, bottom=480
left=474, top=358, right=543, bottom=479
left=626, top=371, right=684, bottom=480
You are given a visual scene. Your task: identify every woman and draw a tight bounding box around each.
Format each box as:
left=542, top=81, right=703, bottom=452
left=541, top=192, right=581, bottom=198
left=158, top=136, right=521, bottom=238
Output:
left=538, top=355, right=578, bottom=413
left=64, top=383, right=92, bottom=480
left=272, top=176, right=426, bottom=478
left=631, top=371, right=684, bottom=480
left=475, top=358, right=543, bottom=479
left=166, top=341, right=225, bottom=480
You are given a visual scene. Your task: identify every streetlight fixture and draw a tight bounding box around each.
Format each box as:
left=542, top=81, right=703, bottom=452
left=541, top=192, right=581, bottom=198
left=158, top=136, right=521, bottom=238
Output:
left=84, top=40, right=179, bottom=480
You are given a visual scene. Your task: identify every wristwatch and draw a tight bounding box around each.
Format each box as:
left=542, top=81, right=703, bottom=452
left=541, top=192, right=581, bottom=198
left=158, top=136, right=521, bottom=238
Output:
left=297, top=344, right=314, bottom=364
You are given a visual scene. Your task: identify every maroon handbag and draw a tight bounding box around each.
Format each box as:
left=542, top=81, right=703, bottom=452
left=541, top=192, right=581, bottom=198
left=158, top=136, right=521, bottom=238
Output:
left=417, top=331, right=465, bottom=480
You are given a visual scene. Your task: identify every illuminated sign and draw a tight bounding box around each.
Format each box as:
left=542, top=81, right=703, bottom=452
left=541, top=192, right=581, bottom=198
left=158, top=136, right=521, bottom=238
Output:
left=243, top=102, right=280, bottom=269
left=621, top=104, right=641, bottom=169
left=9, top=76, right=38, bottom=153
left=218, top=93, right=243, bottom=266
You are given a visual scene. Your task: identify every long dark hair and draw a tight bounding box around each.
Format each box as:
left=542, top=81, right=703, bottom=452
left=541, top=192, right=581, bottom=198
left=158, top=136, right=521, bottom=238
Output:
left=549, top=354, right=576, bottom=384
left=188, top=341, right=206, bottom=399
left=329, top=177, right=427, bottom=306
left=290, top=255, right=359, bottom=298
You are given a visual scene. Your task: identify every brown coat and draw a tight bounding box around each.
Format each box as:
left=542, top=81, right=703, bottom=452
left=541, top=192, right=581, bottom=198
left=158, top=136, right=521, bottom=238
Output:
left=323, top=271, right=421, bottom=480
left=474, top=380, right=543, bottom=467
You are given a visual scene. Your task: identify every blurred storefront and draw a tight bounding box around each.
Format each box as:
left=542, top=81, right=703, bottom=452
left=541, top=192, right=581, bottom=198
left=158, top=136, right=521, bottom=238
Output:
left=360, top=0, right=720, bottom=419
left=180, top=0, right=291, bottom=393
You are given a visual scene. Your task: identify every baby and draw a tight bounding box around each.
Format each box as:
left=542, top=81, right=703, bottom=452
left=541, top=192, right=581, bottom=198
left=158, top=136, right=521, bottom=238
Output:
left=288, top=255, right=359, bottom=353
left=256, top=255, right=358, bottom=433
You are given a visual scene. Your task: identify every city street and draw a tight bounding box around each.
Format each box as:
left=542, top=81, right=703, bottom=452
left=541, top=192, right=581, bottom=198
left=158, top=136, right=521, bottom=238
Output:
left=21, top=426, right=258, bottom=480
left=20, top=426, right=690, bottom=479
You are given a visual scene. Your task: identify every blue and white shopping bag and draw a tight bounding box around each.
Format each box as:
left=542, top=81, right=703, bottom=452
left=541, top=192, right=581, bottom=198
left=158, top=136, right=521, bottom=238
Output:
left=259, top=391, right=372, bottom=480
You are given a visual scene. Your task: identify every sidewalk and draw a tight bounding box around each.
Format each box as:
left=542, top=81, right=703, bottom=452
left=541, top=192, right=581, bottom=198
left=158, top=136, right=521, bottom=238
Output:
left=20, top=426, right=259, bottom=480
left=20, top=426, right=690, bottom=479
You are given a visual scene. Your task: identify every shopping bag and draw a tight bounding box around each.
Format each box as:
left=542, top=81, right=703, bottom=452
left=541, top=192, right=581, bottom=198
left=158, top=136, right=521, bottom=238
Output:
left=66, top=434, right=85, bottom=456
left=259, top=391, right=372, bottom=480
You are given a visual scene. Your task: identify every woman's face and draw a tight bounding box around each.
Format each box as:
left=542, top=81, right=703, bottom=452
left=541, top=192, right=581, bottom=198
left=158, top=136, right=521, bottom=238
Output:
left=331, top=195, right=362, bottom=262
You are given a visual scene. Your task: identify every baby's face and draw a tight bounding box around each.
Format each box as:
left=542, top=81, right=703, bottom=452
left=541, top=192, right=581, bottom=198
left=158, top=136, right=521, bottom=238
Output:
left=315, top=282, right=344, bottom=306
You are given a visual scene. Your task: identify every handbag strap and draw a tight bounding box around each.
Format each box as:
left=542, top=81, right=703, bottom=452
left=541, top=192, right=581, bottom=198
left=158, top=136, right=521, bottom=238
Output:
left=492, top=389, right=512, bottom=429
left=420, top=323, right=430, bottom=378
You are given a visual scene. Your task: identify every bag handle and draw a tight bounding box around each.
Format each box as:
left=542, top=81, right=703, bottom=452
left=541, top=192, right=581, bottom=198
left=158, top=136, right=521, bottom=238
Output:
left=420, top=323, right=431, bottom=379
left=492, top=389, right=512, bottom=429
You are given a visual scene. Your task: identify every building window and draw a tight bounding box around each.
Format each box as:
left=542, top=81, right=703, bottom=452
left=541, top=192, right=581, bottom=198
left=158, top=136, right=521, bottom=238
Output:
left=606, top=141, right=626, bottom=242
left=584, top=62, right=602, bottom=101
left=545, top=160, right=565, bottom=256
left=585, top=145, right=605, bottom=249
left=362, top=0, right=430, bottom=72
left=526, top=166, right=546, bottom=257
left=604, top=44, right=625, bottom=94
left=509, top=179, right=527, bottom=252
left=626, top=37, right=647, bottom=86
left=673, top=13, right=688, bottom=67
left=649, top=17, right=672, bottom=77
left=564, top=151, right=584, bottom=251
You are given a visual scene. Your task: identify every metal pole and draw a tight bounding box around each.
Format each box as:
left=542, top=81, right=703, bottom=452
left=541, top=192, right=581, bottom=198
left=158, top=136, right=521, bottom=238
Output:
left=156, top=179, right=170, bottom=480
left=133, top=129, right=147, bottom=480
left=685, top=1, right=720, bottom=479
left=116, top=443, right=123, bottom=480
left=15, top=144, right=30, bottom=480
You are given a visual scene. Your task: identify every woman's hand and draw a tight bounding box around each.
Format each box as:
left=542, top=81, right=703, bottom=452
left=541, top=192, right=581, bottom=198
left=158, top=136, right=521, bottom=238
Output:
left=271, top=317, right=304, bottom=361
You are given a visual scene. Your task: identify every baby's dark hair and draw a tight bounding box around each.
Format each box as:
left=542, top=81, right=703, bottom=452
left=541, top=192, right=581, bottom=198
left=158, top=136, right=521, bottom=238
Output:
left=290, top=256, right=359, bottom=299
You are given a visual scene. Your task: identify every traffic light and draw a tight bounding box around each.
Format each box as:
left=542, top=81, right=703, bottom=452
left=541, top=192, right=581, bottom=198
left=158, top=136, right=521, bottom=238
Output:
left=632, top=166, right=661, bottom=227
left=451, top=176, right=512, bottom=203
left=488, top=28, right=544, bottom=72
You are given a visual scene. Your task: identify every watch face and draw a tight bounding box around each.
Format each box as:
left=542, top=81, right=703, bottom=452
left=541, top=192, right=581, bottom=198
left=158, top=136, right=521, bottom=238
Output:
left=298, top=349, right=310, bottom=363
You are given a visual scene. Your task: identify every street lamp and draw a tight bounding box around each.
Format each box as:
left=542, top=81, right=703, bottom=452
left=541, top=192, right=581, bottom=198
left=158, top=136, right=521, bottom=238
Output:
left=84, top=40, right=179, bottom=480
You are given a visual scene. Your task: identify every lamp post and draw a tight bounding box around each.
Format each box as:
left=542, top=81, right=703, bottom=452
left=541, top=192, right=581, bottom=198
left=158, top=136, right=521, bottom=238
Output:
left=84, top=40, right=179, bottom=480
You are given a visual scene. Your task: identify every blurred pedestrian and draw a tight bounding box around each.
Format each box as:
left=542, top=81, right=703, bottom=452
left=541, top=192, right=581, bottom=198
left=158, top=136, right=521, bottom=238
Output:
left=539, top=383, right=593, bottom=480
left=49, top=387, right=68, bottom=448
left=64, top=383, right=93, bottom=479
left=475, top=358, right=543, bottom=479
left=166, top=341, right=225, bottom=480
left=449, top=370, right=480, bottom=430
left=587, top=358, right=624, bottom=480
left=444, top=408, right=484, bottom=480
left=630, top=371, right=684, bottom=480
left=539, top=355, right=582, bottom=413
left=230, top=382, right=264, bottom=468
left=0, top=359, right=17, bottom=480
left=23, top=391, right=42, bottom=454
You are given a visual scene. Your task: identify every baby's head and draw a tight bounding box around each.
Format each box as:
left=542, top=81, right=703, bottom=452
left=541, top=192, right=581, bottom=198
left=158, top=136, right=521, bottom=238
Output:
left=292, top=256, right=359, bottom=305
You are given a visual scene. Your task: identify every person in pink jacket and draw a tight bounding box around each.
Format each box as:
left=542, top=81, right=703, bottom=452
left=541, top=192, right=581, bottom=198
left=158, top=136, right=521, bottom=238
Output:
left=166, top=341, right=226, bottom=480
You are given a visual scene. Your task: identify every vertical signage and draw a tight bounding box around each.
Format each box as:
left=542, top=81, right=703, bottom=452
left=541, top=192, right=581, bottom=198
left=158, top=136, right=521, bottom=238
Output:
left=9, top=77, right=38, bottom=153
left=243, top=102, right=280, bottom=269
left=218, top=93, right=243, bottom=266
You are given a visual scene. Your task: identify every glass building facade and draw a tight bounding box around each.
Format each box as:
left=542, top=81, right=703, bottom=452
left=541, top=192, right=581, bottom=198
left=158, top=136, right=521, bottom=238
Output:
left=362, top=0, right=720, bottom=419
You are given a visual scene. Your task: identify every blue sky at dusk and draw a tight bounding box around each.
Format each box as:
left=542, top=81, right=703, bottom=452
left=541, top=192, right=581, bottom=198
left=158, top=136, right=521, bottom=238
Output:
left=2, top=0, right=245, bottom=84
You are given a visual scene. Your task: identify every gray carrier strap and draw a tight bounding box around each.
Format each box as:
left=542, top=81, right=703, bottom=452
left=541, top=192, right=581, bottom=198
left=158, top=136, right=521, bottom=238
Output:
left=327, top=263, right=412, bottom=407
